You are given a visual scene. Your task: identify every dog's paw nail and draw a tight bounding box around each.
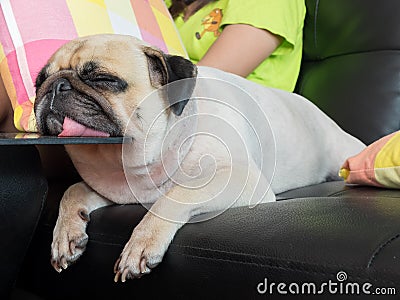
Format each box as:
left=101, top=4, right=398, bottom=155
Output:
left=114, top=271, right=121, bottom=283
left=60, top=257, right=68, bottom=270
left=113, top=257, right=121, bottom=274
left=139, top=257, right=147, bottom=273
left=54, top=264, right=62, bottom=273
left=51, top=259, right=62, bottom=273
left=142, top=267, right=151, bottom=275
left=121, top=269, right=130, bottom=283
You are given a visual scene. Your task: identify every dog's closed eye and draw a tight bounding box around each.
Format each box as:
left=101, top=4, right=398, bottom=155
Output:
left=85, top=74, right=128, bottom=93
left=78, top=62, right=128, bottom=93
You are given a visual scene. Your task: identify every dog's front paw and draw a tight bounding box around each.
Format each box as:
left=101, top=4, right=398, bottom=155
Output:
left=113, top=221, right=175, bottom=282
left=51, top=210, right=89, bottom=272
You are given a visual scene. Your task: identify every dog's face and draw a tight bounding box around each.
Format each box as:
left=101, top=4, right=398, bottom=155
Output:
left=34, top=34, right=197, bottom=137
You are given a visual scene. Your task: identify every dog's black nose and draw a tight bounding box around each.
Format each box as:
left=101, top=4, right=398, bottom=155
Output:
left=53, top=78, right=72, bottom=95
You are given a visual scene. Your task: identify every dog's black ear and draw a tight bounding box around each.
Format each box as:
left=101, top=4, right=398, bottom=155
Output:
left=143, top=46, right=197, bottom=116
left=35, top=63, right=50, bottom=91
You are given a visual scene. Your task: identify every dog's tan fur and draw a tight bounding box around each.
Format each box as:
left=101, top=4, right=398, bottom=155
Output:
left=34, top=34, right=365, bottom=282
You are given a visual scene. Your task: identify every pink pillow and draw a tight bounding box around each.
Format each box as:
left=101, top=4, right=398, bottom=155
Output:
left=340, top=131, right=400, bottom=188
left=0, top=0, right=186, bottom=132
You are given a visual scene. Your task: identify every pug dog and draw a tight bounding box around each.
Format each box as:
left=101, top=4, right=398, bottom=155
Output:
left=34, top=34, right=365, bottom=282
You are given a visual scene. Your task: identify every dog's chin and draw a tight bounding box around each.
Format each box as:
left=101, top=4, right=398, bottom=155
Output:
left=44, top=114, right=64, bottom=136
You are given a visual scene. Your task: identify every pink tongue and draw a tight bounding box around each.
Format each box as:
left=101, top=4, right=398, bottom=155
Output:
left=58, top=117, right=110, bottom=137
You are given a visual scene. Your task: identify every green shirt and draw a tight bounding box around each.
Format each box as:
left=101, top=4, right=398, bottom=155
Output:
left=166, top=0, right=306, bottom=92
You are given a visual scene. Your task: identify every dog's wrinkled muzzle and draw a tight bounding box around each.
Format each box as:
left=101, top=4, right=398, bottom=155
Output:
left=34, top=70, right=122, bottom=136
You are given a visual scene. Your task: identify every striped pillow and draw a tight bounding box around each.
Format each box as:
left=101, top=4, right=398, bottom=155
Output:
left=339, top=131, right=400, bottom=188
left=0, top=0, right=187, bottom=132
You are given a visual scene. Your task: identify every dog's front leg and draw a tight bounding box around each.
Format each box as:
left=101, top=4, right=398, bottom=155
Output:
left=51, top=181, right=112, bottom=272
left=114, top=166, right=274, bottom=282
left=113, top=193, right=190, bottom=282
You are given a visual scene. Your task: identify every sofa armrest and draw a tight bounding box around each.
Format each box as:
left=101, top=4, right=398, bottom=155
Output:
left=18, top=182, right=400, bottom=299
left=0, top=145, right=47, bottom=298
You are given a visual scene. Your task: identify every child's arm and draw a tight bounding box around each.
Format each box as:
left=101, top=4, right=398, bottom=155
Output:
left=197, top=24, right=282, bottom=77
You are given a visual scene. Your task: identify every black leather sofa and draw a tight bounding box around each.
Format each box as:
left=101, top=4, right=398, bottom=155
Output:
left=0, top=146, right=47, bottom=300
left=4, top=0, right=400, bottom=299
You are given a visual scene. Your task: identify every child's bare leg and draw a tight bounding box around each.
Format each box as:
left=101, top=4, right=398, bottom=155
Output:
left=0, top=76, right=16, bottom=132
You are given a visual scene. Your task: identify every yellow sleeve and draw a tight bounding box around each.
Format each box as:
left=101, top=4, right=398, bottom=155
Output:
left=220, top=0, right=306, bottom=54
